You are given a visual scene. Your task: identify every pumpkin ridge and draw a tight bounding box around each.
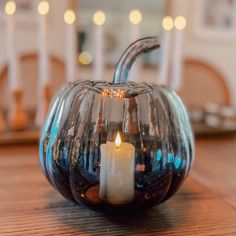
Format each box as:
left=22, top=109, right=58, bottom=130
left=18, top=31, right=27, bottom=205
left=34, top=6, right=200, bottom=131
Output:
left=168, top=89, right=194, bottom=174
left=152, top=87, right=174, bottom=201
left=158, top=87, right=193, bottom=201
left=44, top=82, right=89, bottom=199
left=68, top=85, right=100, bottom=203
left=158, top=88, right=181, bottom=201
left=40, top=82, right=79, bottom=184
left=147, top=90, right=173, bottom=203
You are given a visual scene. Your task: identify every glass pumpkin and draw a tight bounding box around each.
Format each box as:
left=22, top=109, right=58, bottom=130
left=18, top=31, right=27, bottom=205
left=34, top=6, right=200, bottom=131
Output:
left=39, top=37, right=194, bottom=211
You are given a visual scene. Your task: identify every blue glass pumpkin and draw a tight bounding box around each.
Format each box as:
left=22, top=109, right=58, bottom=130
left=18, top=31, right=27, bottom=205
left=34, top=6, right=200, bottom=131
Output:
left=39, top=37, right=194, bottom=211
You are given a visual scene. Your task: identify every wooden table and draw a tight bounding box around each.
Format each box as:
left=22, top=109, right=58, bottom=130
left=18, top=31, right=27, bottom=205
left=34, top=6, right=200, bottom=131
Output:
left=1, top=138, right=236, bottom=235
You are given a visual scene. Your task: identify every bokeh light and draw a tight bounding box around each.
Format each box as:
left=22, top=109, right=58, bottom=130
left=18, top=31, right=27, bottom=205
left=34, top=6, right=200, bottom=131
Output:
left=162, top=16, right=174, bottom=30
left=5, top=1, right=16, bottom=16
left=93, top=11, right=106, bottom=26
left=78, top=52, right=93, bottom=65
left=129, top=9, right=142, bottom=25
left=37, top=1, right=50, bottom=16
left=174, top=16, right=186, bottom=30
left=64, top=10, right=76, bottom=24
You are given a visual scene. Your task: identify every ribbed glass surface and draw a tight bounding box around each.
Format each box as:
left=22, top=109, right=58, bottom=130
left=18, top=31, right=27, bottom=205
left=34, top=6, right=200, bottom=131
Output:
left=39, top=80, right=194, bottom=210
left=40, top=37, right=194, bottom=211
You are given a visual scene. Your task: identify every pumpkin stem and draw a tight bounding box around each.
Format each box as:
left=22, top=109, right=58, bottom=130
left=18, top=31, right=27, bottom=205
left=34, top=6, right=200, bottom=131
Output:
left=113, top=37, right=160, bottom=84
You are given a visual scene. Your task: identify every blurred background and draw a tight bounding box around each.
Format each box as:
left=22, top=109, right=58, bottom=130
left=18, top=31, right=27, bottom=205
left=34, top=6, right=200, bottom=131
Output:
left=0, top=0, right=236, bottom=140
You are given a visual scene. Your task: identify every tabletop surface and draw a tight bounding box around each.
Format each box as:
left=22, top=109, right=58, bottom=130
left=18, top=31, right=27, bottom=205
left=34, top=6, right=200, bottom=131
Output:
left=0, top=138, right=236, bottom=236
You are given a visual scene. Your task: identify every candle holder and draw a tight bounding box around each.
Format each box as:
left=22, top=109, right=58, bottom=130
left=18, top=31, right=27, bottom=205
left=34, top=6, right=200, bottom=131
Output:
left=0, top=110, right=5, bottom=133
left=35, top=84, right=51, bottom=128
left=8, top=89, right=28, bottom=131
left=39, top=37, right=194, bottom=211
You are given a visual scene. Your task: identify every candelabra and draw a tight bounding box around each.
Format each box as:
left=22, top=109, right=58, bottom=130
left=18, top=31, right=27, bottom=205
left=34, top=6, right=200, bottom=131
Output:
left=35, top=84, right=51, bottom=128
left=8, top=89, right=28, bottom=131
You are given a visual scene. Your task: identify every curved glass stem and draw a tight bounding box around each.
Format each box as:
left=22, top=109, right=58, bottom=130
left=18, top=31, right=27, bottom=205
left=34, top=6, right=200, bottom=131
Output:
left=113, top=37, right=160, bottom=84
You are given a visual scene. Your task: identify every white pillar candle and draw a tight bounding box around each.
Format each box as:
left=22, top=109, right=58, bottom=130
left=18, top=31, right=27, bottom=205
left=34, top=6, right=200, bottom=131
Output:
left=93, top=11, right=106, bottom=81
left=35, top=1, right=50, bottom=128
left=4, top=0, right=21, bottom=90
left=129, top=9, right=142, bottom=83
left=99, top=132, right=135, bottom=204
left=64, top=9, right=77, bottom=82
left=159, top=16, right=174, bottom=85
left=171, top=16, right=186, bottom=91
left=37, top=0, right=50, bottom=86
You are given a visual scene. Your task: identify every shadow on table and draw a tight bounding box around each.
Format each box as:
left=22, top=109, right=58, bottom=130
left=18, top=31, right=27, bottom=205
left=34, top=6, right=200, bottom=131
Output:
left=45, top=187, right=196, bottom=235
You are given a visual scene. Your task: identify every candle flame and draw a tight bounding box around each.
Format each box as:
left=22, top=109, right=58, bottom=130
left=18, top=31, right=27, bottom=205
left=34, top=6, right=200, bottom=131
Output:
left=115, top=131, right=121, bottom=148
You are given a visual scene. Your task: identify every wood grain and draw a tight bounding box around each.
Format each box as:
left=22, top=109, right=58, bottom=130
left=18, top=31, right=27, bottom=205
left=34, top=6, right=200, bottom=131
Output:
left=0, top=141, right=236, bottom=235
left=192, top=137, right=236, bottom=208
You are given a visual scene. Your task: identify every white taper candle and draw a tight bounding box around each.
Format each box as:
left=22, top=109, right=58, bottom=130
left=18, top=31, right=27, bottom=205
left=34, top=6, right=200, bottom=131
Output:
left=37, top=0, right=50, bottom=85
left=93, top=11, right=106, bottom=81
left=159, top=16, right=174, bottom=85
left=64, top=9, right=77, bottom=82
left=5, top=0, right=21, bottom=90
left=129, top=9, right=142, bottom=83
left=171, top=16, right=186, bottom=91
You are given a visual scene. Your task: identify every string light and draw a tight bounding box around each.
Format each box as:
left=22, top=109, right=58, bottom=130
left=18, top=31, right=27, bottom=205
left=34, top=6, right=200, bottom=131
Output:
left=64, top=9, right=76, bottom=24
left=174, top=16, right=186, bottom=30
left=5, top=0, right=16, bottom=16
left=129, top=9, right=142, bottom=25
left=93, top=11, right=106, bottom=26
left=37, top=0, right=50, bottom=16
left=102, top=88, right=125, bottom=98
left=162, top=16, right=174, bottom=30
left=78, top=52, right=93, bottom=65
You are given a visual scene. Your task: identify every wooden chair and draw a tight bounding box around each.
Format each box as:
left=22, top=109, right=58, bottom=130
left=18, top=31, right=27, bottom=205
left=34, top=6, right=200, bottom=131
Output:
left=181, top=59, right=231, bottom=107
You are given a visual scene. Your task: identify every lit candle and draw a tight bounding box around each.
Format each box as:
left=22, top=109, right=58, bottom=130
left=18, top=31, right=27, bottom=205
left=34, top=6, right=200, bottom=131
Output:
left=171, top=16, right=186, bottom=91
left=159, top=16, right=174, bottom=85
left=93, top=10, right=106, bottom=81
left=64, top=9, right=77, bottom=82
left=4, top=0, right=21, bottom=90
left=129, top=9, right=142, bottom=83
left=37, top=0, right=50, bottom=85
left=99, top=132, right=135, bottom=204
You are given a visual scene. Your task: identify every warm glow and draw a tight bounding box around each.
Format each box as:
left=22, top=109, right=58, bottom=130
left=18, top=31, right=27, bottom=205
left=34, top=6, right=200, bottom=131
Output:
left=78, top=52, right=93, bottom=65
left=37, top=1, right=50, bottom=16
left=93, top=11, right=106, bottom=26
left=174, top=16, right=186, bottom=30
left=102, top=88, right=125, bottom=98
left=129, top=9, right=142, bottom=25
left=64, top=9, right=76, bottom=24
left=162, top=16, right=174, bottom=30
left=5, top=1, right=16, bottom=15
left=115, top=131, right=121, bottom=148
